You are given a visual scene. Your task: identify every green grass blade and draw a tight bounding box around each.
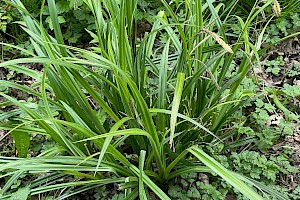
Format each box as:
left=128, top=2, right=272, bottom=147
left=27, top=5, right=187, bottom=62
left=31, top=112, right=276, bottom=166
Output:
left=169, top=73, right=184, bottom=148
left=168, top=166, right=212, bottom=180
left=188, top=146, right=264, bottom=199
left=47, top=0, right=67, bottom=56
left=150, top=108, right=219, bottom=140
left=0, top=170, right=24, bottom=195
left=94, top=117, right=132, bottom=175
left=139, top=150, right=147, bottom=200
left=157, top=38, right=170, bottom=132
left=130, top=165, right=171, bottom=200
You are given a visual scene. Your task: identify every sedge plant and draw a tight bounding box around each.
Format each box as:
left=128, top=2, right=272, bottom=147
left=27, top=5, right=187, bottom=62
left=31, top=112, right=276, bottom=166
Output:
left=0, top=0, right=287, bottom=199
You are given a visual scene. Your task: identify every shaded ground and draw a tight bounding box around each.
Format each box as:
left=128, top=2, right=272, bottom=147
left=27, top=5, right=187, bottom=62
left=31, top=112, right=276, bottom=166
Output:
left=261, top=36, right=300, bottom=191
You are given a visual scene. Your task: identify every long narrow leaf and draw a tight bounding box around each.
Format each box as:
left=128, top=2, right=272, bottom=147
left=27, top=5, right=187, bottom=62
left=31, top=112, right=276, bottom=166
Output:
left=169, top=73, right=185, bottom=149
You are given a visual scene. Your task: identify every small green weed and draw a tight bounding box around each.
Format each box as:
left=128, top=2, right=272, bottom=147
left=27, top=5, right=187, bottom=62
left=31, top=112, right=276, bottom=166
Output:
left=168, top=172, right=227, bottom=200
left=265, top=12, right=300, bottom=43
left=0, top=4, right=13, bottom=33
left=264, top=56, right=284, bottom=75
left=229, top=151, right=297, bottom=182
